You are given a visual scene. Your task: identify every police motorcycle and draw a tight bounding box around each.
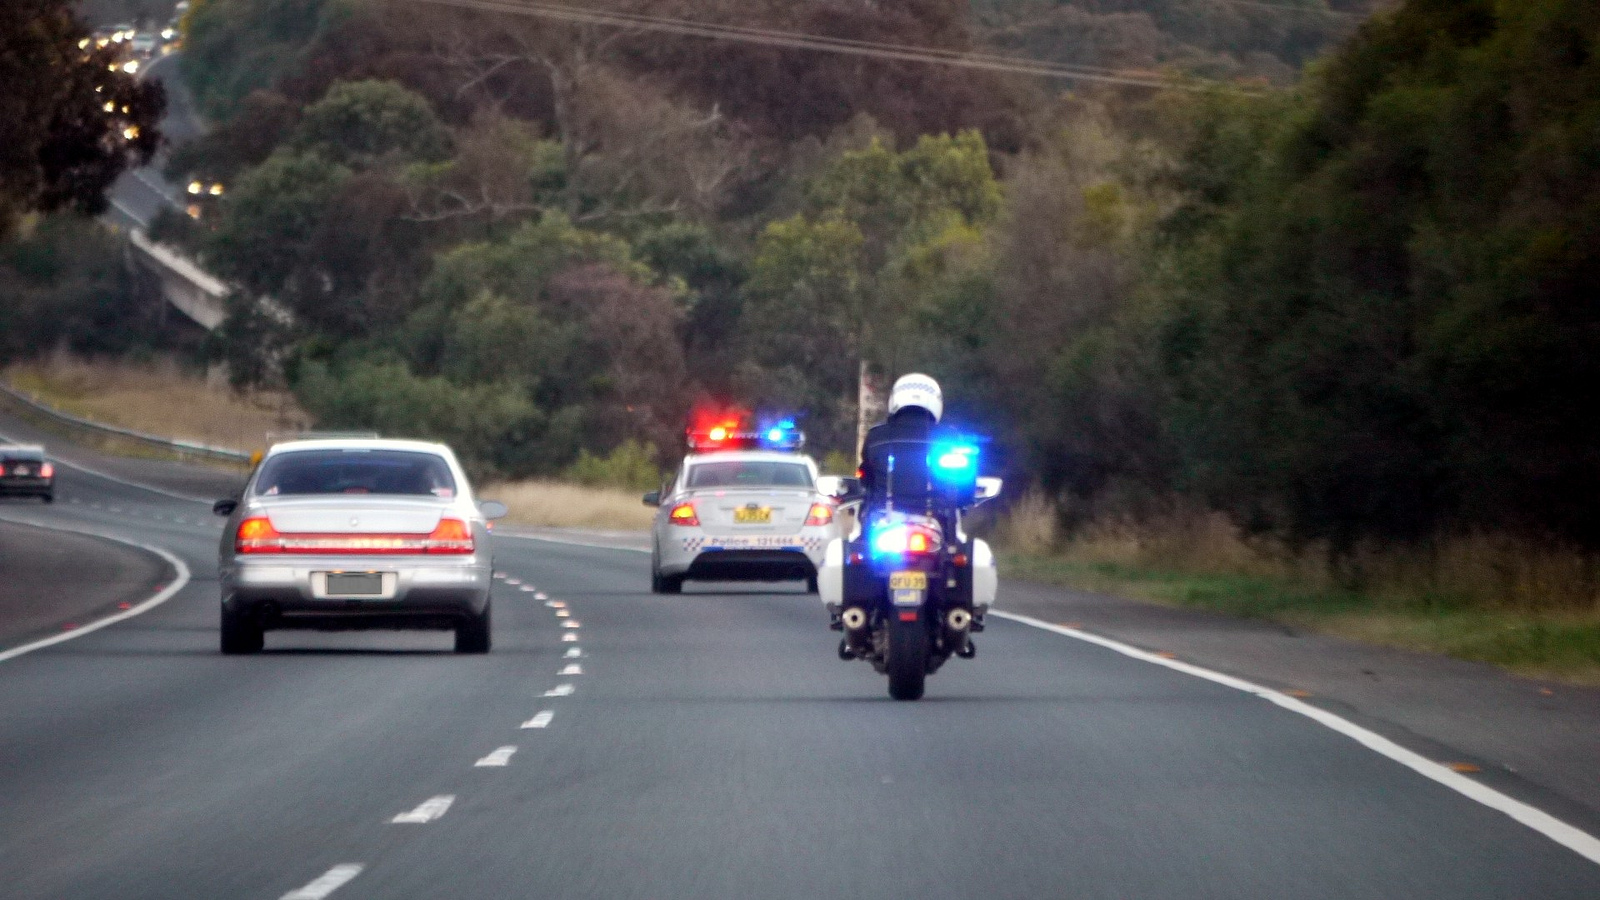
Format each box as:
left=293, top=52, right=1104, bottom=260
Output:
left=818, top=441, right=1001, bottom=701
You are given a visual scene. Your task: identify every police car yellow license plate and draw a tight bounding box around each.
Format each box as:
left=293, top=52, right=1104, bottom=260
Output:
left=734, top=506, right=772, bottom=524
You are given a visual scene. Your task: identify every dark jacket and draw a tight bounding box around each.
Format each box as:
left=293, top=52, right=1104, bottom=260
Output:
left=858, top=409, right=958, bottom=503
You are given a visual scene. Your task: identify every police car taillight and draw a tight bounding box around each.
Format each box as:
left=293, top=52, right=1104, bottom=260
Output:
left=804, top=502, right=834, bottom=526
left=668, top=502, right=700, bottom=526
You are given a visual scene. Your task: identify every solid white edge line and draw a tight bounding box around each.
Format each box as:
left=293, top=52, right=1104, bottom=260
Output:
left=280, top=864, right=364, bottom=900
left=991, top=610, right=1600, bottom=867
left=490, top=530, right=1600, bottom=866
left=0, top=425, right=211, bottom=504
left=0, top=514, right=191, bottom=664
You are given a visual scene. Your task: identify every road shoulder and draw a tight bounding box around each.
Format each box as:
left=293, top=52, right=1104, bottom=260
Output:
left=0, top=517, right=170, bottom=649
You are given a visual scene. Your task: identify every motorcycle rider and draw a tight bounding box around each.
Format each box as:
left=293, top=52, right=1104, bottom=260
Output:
left=857, top=373, right=958, bottom=504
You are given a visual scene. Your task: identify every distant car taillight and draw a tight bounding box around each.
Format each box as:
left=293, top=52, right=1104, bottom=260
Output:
left=235, top=516, right=475, bottom=554
left=804, top=502, right=834, bottom=526
left=668, top=502, right=699, bottom=526
left=40, top=463, right=54, bottom=478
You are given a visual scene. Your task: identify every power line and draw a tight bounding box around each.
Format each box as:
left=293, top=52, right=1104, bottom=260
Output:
left=401, top=0, right=1262, bottom=94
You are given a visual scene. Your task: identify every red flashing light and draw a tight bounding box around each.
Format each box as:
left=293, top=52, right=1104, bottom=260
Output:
left=708, top=426, right=729, bottom=443
left=668, top=502, right=700, bottom=526
left=907, top=531, right=931, bottom=554
left=804, top=502, right=834, bottom=526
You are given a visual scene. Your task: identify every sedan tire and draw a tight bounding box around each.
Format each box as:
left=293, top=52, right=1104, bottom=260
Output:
left=220, top=608, right=264, bottom=655
left=455, top=600, right=491, bottom=654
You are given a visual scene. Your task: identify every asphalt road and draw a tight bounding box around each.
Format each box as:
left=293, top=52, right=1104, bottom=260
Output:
left=2, top=438, right=1600, bottom=898
left=107, top=52, right=202, bottom=231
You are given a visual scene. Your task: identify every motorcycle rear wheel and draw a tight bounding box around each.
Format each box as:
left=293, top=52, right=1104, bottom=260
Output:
left=885, top=618, right=929, bottom=701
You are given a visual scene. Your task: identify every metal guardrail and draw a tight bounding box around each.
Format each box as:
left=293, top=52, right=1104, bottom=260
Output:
left=0, top=380, right=252, bottom=464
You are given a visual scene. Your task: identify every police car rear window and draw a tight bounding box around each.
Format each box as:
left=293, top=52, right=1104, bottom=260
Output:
left=686, top=461, right=812, bottom=489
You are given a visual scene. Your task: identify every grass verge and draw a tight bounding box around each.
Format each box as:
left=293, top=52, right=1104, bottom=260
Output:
left=4, top=356, right=307, bottom=454
left=998, top=516, right=1600, bottom=685
left=483, top=479, right=655, bottom=530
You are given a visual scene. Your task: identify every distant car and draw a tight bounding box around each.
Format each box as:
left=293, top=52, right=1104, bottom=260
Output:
left=646, top=448, right=843, bottom=593
left=213, top=438, right=506, bottom=654
left=0, top=445, right=54, bottom=502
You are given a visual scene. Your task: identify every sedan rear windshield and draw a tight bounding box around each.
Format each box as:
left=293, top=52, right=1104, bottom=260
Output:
left=686, top=461, right=812, bottom=489
left=255, top=449, right=457, bottom=497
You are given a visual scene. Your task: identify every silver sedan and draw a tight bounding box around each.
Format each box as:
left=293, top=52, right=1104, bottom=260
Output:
left=645, top=450, right=842, bottom=593
left=214, top=438, right=505, bottom=654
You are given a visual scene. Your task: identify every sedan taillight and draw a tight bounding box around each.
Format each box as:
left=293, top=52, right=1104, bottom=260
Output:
left=40, top=463, right=54, bottom=478
left=804, top=502, right=834, bottom=526
left=235, top=516, right=475, bottom=555
left=668, top=502, right=699, bottom=526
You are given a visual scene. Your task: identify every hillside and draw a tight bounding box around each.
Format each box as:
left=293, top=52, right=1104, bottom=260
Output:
left=974, top=0, right=1384, bottom=81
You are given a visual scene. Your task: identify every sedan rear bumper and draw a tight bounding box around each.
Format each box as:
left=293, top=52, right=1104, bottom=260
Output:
left=224, top=555, right=490, bottom=629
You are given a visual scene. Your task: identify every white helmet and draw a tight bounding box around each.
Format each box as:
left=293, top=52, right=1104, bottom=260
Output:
left=887, top=373, right=943, bottom=422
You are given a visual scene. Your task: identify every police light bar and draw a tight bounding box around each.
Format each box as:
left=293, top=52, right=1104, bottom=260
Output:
left=686, top=420, right=805, bottom=452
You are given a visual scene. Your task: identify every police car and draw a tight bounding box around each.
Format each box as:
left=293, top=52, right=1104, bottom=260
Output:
left=644, top=421, right=843, bottom=594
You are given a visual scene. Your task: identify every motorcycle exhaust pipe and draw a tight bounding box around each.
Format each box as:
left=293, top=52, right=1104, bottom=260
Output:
left=841, top=607, right=868, bottom=631
left=946, top=608, right=972, bottom=631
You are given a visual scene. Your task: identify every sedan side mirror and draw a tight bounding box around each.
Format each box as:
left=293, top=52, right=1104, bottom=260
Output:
left=814, top=475, right=841, bottom=497
left=975, top=477, right=1003, bottom=503
left=836, top=477, right=865, bottom=504
left=213, top=498, right=238, bottom=517
left=642, top=490, right=661, bottom=507
left=479, top=500, right=508, bottom=520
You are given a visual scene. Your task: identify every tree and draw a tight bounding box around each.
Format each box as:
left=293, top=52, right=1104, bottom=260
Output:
left=0, top=0, right=164, bottom=238
left=292, top=78, right=452, bottom=167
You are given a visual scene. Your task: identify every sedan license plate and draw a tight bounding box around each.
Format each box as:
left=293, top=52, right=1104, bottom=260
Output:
left=325, top=572, right=383, bottom=596
left=733, top=505, right=772, bottom=524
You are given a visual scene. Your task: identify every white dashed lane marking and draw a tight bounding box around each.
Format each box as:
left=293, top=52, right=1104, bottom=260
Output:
left=535, top=592, right=549, bottom=601
left=391, top=795, right=454, bottom=824
left=521, top=710, right=555, bottom=729
left=562, top=620, right=581, bottom=629
left=280, top=864, right=364, bottom=900
left=555, top=609, right=571, bottom=618
left=562, top=633, right=578, bottom=642
left=506, top=577, right=521, bottom=586
left=564, top=647, right=582, bottom=658
left=543, top=684, right=575, bottom=697
left=544, top=599, right=564, bottom=608
left=559, top=663, right=583, bottom=676
left=475, top=746, right=518, bottom=767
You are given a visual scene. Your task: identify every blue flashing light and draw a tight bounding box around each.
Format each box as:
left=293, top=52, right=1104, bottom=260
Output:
left=930, top=441, right=979, bottom=479
left=767, top=427, right=785, bottom=443
left=872, top=525, right=910, bottom=556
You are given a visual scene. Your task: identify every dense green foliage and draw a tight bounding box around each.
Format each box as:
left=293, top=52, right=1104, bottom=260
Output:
left=0, top=215, right=164, bottom=362
left=1061, top=0, right=1600, bottom=552
left=168, top=0, right=1600, bottom=564
left=0, top=0, right=164, bottom=239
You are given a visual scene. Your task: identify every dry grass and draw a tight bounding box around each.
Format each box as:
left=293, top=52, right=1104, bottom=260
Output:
left=5, top=356, right=308, bottom=454
left=999, top=506, right=1600, bottom=682
left=482, top=479, right=655, bottom=530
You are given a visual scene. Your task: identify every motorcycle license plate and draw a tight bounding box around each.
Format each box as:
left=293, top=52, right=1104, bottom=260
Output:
left=734, top=506, right=772, bottom=524
left=890, top=571, right=926, bottom=607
